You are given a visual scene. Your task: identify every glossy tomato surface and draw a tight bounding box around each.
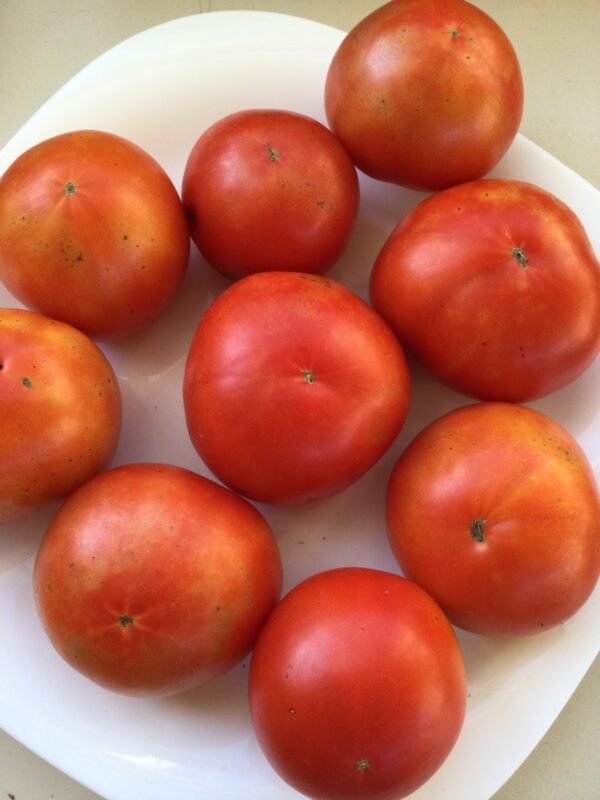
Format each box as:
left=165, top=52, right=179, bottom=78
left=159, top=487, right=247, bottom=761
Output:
left=249, top=567, right=466, bottom=800
left=324, top=0, right=523, bottom=190
left=182, top=109, right=359, bottom=279
left=33, top=463, right=282, bottom=696
left=370, top=179, right=600, bottom=402
left=183, top=272, right=410, bottom=504
left=386, top=403, right=600, bottom=636
left=0, top=308, right=121, bottom=523
left=0, top=130, right=190, bottom=339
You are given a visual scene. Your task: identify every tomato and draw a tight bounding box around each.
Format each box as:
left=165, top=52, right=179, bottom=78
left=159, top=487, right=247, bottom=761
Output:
left=33, top=463, right=282, bottom=696
left=181, top=109, right=359, bottom=279
left=183, top=272, right=410, bottom=504
left=0, top=308, right=121, bottom=523
left=0, top=130, right=190, bottom=339
left=386, top=402, right=600, bottom=636
left=324, top=0, right=523, bottom=191
left=370, top=179, right=600, bottom=402
left=249, top=567, right=466, bottom=800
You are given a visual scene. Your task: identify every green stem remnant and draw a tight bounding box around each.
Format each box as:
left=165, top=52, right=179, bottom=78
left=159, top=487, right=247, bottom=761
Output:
left=511, top=246, right=528, bottom=269
left=470, top=518, right=486, bottom=543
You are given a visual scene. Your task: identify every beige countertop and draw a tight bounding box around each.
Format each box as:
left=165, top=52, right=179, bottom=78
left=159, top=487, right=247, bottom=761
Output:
left=0, top=2, right=598, bottom=799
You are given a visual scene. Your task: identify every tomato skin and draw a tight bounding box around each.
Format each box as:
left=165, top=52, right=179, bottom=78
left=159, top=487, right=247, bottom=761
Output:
left=370, top=179, right=600, bottom=402
left=183, top=272, right=410, bottom=504
left=181, top=109, right=359, bottom=279
left=33, top=463, right=282, bottom=696
left=386, top=403, right=600, bottom=636
left=0, top=308, right=121, bottom=523
left=249, top=567, right=466, bottom=800
left=324, top=0, right=523, bottom=191
left=0, top=130, right=190, bottom=339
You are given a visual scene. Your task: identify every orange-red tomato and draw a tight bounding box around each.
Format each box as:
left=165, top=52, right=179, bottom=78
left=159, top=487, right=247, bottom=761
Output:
left=325, top=0, right=523, bottom=190
left=386, top=403, right=600, bottom=635
left=33, top=463, right=283, bottom=696
left=0, top=308, right=121, bottom=523
left=370, top=179, right=600, bottom=401
left=182, top=109, right=359, bottom=279
left=250, top=567, right=466, bottom=800
left=183, top=272, right=410, bottom=504
left=0, top=130, right=190, bottom=339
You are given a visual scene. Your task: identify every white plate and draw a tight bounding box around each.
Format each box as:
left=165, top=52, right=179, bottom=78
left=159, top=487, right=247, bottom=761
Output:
left=1, top=10, right=599, bottom=800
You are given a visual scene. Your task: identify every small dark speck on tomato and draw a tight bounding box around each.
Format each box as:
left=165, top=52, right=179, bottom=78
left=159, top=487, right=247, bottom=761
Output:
left=21, top=376, right=33, bottom=388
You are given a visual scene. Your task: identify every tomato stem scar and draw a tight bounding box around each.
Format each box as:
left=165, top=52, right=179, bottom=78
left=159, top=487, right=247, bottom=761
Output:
left=64, top=181, right=77, bottom=196
left=118, top=614, right=135, bottom=628
left=356, top=758, right=371, bottom=772
left=302, top=369, right=315, bottom=384
left=470, top=518, right=486, bottom=543
left=264, top=143, right=279, bottom=161
left=511, top=247, right=529, bottom=268
left=448, top=28, right=460, bottom=38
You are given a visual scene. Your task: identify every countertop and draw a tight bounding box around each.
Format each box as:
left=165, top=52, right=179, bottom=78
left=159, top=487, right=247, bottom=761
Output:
left=0, top=2, right=598, bottom=799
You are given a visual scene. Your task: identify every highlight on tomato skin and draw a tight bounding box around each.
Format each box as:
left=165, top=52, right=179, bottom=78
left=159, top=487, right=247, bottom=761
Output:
left=370, top=178, right=600, bottom=402
left=324, top=0, right=524, bottom=191
left=32, top=462, right=283, bottom=697
left=386, top=402, right=600, bottom=637
left=249, top=567, right=467, bottom=800
left=0, top=129, right=191, bottom=340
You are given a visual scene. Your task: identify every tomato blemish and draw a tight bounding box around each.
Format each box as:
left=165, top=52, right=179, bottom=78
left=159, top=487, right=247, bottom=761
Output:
left=356, top=758, right=371, bottom=772
left=302, top=369, right=315, bottom=384
left=21, top=376, right=33, bottom=388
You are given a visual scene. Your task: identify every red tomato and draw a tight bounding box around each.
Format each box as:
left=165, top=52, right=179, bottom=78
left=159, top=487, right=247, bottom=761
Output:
left=181, top=109, right=359, bottom=279
left=386, top=403, right=600, bottom=636
left=0, top=130, right=190, bottom=339
left=249, top=567, right=466, bottom=800
left=324, top=0, right=523, bottom=190
left=370, top=179, right=600, bottom=402
left=183, top=272, right=410, bottom=504
left=33, top=463, right=282, bottom=696
left=0, top=308, right=121, bottom=522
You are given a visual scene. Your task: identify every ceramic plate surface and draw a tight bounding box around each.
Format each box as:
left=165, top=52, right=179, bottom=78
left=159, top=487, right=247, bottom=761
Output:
left=1, top=11, right=599, bottom=800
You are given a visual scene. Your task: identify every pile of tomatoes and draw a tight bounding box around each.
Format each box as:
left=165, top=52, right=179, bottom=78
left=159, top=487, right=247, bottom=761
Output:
left=1, top=1, right=599, bottom=799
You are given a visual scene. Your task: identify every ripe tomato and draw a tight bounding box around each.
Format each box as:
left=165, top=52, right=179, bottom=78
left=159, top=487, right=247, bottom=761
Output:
left=33, top=463, right=282, bottom=696
left=370, top=179, right=600, bottom=402
left=324, top=0, right=523, bottom=191
left=386, top=403, right=600, bottom=636
left=0, top=130, right=190, bottom=339
left=249, top=567, right=466, bottom=800
left=0, top=308, right=121, bottom=523
left=181, top=109, right=359, bottom=279
left=183, top=272, right=410, bottom=504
